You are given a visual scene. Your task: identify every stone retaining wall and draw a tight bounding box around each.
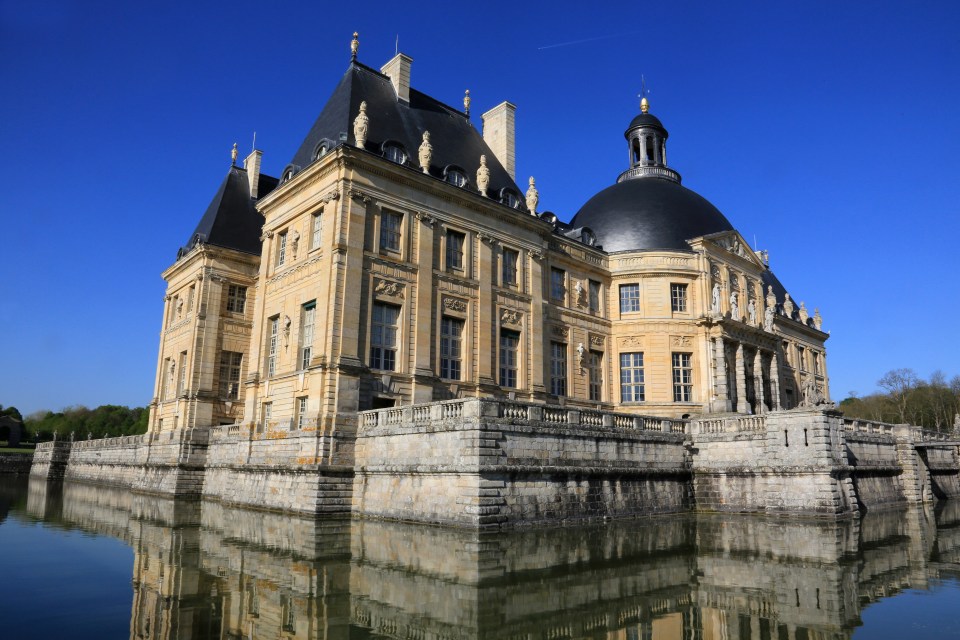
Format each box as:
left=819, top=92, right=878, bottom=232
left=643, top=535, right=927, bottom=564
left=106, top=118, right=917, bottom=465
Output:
left=0, top=453, right=32, bottom=474
left=353, top=399, right=692, bottom=527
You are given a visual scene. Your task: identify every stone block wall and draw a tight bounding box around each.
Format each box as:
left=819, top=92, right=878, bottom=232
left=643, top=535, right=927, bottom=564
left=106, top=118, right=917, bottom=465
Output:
left=353, top=399, right=692, bottom=528
left=0, top=453, right=32, bottom=475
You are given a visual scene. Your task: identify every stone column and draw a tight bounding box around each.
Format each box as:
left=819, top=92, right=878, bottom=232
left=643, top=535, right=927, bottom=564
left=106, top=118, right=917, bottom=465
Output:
left=712, top=337, right=730, bottom=412
left=476, top=235, right=496, bottom=386
left=735, top=342, right=748, bottom=413
left=412, top=215, right=436, bottom=403
left=753, top=349, right=765, bottom=413
left=770, top=351, right=782, bottom=410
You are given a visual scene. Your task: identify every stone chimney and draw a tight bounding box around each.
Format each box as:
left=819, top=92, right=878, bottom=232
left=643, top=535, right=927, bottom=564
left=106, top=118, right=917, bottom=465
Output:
left=380, top=53, right=412, bottom=103
left=244, top=149, right=262, bottom=199
left=482, top=101, right=516, bottom=181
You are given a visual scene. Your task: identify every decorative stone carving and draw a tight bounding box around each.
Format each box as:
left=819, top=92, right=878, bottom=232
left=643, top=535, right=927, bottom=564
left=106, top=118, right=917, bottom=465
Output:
left=476, top=231, right=497, bottom=245
left=283, top=315, right=292, bottom=346
left=418, top=131, right=432, bottom=173
left=231, top=142, right=238, bottom=166
left=551, top=325, right=569, bottom=338
left=813, top=308, right=823, bottom=331
left=763, top=305, right=775, bottom=331
left=800, top=378, right=832, bottom=408
left=353, top=101, right=369, bottom=149
left=320, top=189, right=341, bottom=203
left=414, top=211, right=436, bottom=227
left=463, top=89, right=470, bottom=117
left=747, top=298, right=757, bottom=325
left=620, top=336, right=643, bottom=347
left=783, top=293, right=794, bottom=318
left=729, top=291, right=740, bottom=321
left=798, top=302, right=809, bottom=325
left=589, top=335, right=604, bottom=347
left=529, top=248, right=544, bottom=261
left=576, top=343, right=586, bottom=372
left=351, top=31, right=359, bottom=60
left=672, top=336, right=693, bottom=347
left=574, top=280, right=585, bottom=307
left=525, top=176, right=539, bottom=215
left=476, top=155, right=490, bottom=197
left=442, top=297, right=467, bottom=312
left=766, top=284, right=776, bottom=310
left=500, top=308, right=522, bottom=325
left=348, top=189, right=371, bottom=203
left=374, top=279, right=404, bottom=299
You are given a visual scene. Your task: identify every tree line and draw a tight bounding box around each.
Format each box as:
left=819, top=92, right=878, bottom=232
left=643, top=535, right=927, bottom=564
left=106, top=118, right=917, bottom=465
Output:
left=839, top=369, right=960, bottom=431
left=0, top=404, right=149, bottom=443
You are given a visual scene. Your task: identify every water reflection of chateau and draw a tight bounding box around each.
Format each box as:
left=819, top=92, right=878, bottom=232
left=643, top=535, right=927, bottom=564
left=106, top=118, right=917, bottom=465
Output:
left=21, top=478, right=960, bottom=640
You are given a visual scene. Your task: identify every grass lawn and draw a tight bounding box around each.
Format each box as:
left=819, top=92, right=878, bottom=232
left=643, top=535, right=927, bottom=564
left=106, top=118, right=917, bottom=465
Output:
left=0, top=443, right=35, bottom=454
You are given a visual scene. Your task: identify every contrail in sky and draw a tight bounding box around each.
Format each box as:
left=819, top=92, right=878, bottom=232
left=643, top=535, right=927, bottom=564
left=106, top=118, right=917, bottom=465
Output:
left=537, top=31, right=643, bottom=51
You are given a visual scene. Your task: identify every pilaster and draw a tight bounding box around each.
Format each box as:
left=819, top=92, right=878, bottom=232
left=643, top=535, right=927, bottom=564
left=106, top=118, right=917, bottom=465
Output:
left=735, top=342, right=748, bottom=413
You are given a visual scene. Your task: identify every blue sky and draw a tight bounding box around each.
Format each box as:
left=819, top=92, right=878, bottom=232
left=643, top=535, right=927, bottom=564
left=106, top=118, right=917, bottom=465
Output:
left=2, top=1, right=958, bottom=415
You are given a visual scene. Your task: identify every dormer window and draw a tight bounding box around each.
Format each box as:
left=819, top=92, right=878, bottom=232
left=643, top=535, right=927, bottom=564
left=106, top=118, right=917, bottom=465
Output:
left=444, top=166, right=467, bottom=187
left=580, top=229, right=596, bottom=246
left=313, top=143, right=328, bottom=161
left=500, top=189, right=521, bottom=209
left=382, top=143, right=407, bottom=165
left=280, top=164, right=299, bottom=183
left=282, top=169, right=294, bottom=183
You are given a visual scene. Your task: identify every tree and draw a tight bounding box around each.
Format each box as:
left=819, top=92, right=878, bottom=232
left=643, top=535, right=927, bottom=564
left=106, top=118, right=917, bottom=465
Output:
left=878, top=368, right=920, bottom=424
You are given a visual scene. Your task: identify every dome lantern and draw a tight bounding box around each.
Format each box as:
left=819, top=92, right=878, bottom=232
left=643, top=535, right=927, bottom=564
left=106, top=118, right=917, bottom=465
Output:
left=619, top=99, right=681, bottom=184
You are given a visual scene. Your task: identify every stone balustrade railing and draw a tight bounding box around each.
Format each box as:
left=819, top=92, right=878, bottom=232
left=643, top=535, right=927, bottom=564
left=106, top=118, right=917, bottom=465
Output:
left=843, top=417, right=955, bottom=444
left=693, top=415, right=767, bottom=435
left=359, top=398, right=689, bottom=435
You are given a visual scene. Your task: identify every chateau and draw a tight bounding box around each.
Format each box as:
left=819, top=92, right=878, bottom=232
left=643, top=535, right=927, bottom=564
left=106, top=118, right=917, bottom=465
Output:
left=31, top=36, right=960, bottom=527
left=151, top=37, right=830, bottom=437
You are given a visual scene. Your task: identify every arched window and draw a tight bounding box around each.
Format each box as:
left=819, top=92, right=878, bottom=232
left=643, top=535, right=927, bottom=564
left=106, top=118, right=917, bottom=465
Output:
left=313, top=143, right=328, bottom=161
left=382, top=143, right=407, bottom=165
left=444, top=167, right=467, bottom=187
left=500, top=189, right=521, bottom=209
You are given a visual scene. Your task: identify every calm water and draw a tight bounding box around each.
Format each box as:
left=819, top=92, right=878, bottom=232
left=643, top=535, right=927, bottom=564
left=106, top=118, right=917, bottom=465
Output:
left=2, top=477, right=960, bottom=639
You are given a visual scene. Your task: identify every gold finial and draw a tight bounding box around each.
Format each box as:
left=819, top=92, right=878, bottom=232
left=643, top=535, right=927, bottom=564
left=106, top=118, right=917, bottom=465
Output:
left=231, top=142, right=238, bottom=166
left=640, top=96, right=649, bottom=114
left=639, top=74, right=650, bottom=113
left=464, top=89, right=471, bottom=116
left=351, top=32, right=359, bottom=60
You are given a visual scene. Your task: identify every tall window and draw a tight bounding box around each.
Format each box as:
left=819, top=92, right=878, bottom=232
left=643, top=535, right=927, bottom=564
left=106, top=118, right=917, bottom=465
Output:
left=672, top=353, right=693, bottom=402
left=446, top=230, right=465, bottom=271
left=299, top=302, right=315, bottom=370
left=589, top=280, right=602, bottom=313
left=226, top=284, right=246, bottom=313
left=276, top=231, right=288, bottom=267
left=261, top=402, right=272, bottom=429
left=550, top=268, right=565, bottom=301
left=620, top=352, right=645, bottom=402
left=187, top=285, right=195, bottom=312
left=295, top=396, right=308, bottom=430
left=499, top=330, right=520, bottom=388
left=177, top=351, right=187, bottom=396
left=671, top=283, right=688, bottom=313
left=550, top=342, right=567, bottom=396
left=218, top=351, right=242, bottom=398
left=370, top=303, right=399, bottom=370
left=310, top=211, right=322, bottom=250
left=380, top=211, right=402, bottom=252
left=588, top=351, right=603, bottom=401
left=440, top=317, right=464, bottom=380
left=267, top=316, right=279, bottom=377
left=619, top=284, right=640, bottom=313
left=501, top=248, right=518, bottom=286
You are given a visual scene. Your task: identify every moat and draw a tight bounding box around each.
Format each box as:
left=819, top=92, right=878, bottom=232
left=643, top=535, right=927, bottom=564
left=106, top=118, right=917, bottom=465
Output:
left=3, top=477, right=960, bottom=639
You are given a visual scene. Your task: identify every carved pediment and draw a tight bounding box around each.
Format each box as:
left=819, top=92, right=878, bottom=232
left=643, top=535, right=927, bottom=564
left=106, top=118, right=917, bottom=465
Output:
left=703, top=231, right=766, bottom=268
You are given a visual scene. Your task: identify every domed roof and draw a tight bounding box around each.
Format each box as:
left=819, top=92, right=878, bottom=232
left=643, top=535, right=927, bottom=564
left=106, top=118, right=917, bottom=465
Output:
left=570, top=177, right=734, bottom=253
left=626, top=112, right=666, bottom=134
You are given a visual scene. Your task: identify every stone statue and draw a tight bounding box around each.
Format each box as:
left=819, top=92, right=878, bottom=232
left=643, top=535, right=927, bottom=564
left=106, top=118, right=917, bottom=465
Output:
left=763, top=305, right=775, bottom=331
left=765, top=284, right=776, bottom=310
left=576, top=343, right=585, bottom=372
left=574, top=280, right=584, bottom=305
left=783, top=293, right=794, bottom=318
left=747, top=298, right=757, bottom=325
left=798, top=302, right=809, bottom=325
left=351, top=31, right=359, bottom=59
left=813, top=308, right=823, bottom=331
left=476, top=155, right=490, bottom=197
left=418, top=131, right=432, bottom=173
left=711, top=283, right=721, bottom=314
left=353, top=101, right=369, bottom=149
left=729, top=291, right=740, bottom=321
left=463, top=89, right=471, bottom=117
left=525, top=176, right=539, bottom=215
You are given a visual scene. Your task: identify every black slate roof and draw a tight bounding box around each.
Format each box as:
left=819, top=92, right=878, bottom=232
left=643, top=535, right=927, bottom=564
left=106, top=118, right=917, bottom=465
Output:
left=570, top=177, right=735, bottom=253
left=287, top=61, right=520, bottom=197
left=180, top=166, right=278, bottom=257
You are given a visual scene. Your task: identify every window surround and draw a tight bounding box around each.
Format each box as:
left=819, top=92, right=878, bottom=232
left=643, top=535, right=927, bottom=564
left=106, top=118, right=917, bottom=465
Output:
left=310, top=210, right=323, bottom=251
left=440, top=316, right=464, bottom=381
left=370, top=302, right=400, bottom=371
left=672, top=352, right=693, bottom=402
left=379, top=210, right=403, bottom=255
left=501, top=247, right=519, bottom=287
left=550, top=267, right=566, bottom=303
left=588, top=280, right=602, bottom=314
left=444, top=228, right=466, bottom=273
left=549, top=341, right=567, bottom=397
left=670, top=283, right=688, bottom=314
left=499, top=329, right=520, bottom=388
left=620, top=352, right=645, bottom=402
left=619, top=283, right=640, bottom=314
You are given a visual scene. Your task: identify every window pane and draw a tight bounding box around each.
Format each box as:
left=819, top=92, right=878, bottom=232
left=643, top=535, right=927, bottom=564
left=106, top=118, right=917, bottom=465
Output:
left=370, top=302, right=400, bottom=371
left=619, top=284, right=640, bottom=313
left=619, top=352, right=644, bottom=402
